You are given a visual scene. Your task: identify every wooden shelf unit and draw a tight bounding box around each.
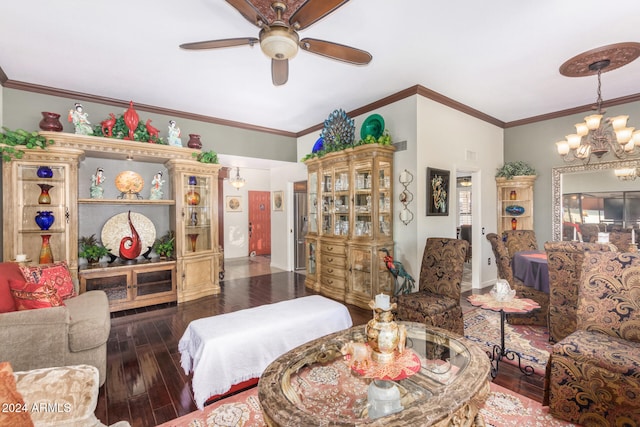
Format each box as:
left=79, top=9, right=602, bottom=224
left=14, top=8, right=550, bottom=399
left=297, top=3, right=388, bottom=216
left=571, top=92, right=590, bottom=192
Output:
left=496, top=175, right=536, bottom=235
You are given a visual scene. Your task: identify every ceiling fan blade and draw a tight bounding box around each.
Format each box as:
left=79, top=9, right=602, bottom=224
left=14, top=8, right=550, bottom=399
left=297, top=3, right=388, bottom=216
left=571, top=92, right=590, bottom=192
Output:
left=180, top=37, right=258, bottom=50
left=272, top=59, right=289, bottom=86
left=225, top=0, right=268, bottom=27
left=289, top=0, right=350, bottom=30
left=300, top=38, right=372, bottom=65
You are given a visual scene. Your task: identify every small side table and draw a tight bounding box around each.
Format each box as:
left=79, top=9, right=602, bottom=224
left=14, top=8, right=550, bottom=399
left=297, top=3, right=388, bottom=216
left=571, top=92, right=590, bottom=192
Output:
left=467, top=294, right=540, bottom=378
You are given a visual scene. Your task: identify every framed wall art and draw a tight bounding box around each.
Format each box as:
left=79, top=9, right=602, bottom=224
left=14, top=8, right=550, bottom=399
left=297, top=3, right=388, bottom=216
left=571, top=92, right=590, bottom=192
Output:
left=426, top=167, right=450, bottom=216
left=225, top=195, right=242, bottom=212
left=272, top=190, right=284, bottom=211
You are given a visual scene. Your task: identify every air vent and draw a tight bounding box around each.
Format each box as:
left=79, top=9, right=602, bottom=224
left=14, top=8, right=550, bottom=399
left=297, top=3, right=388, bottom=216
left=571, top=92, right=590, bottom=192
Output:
left=393, top=140, right=407, bottom=151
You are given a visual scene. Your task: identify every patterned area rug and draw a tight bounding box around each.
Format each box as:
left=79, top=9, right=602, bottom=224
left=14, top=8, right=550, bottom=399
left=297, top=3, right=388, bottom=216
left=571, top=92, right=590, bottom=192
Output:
left=156, top=382, right=576, bottom=427
left=464, top=308, right=552, bottom=376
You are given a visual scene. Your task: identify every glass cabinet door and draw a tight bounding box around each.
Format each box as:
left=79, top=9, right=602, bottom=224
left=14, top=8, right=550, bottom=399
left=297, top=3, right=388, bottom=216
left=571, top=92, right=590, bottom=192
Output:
left=307, top=239, right=317, bottom=279
left=354, top=163, right=373, bottom=238
left=378, top=159, right=392, bottom=238
left=182, top=174, right=212, bottom=254
left=16, top=164, right=70, bottom=264
left=321, top=171, right=333, bottom=235
left=349, top=246, right=373, bottom=299
left=308, top=171, right=318, bottom=234
left=333, top=167, right=350, bottom=236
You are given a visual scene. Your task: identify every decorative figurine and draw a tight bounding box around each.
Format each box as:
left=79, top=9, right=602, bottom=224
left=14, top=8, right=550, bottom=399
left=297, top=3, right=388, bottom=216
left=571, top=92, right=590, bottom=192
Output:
left=68, top=103, right=93, bottom=135
left=167, top=120, right=182, bottom=147
left=150, top=171, right=165, bottom=200
left=123, top=101, right=139, bottom=140
left=145, top=119, right=160, bottom=142
left=90, top=167, right=105, bottom=199
left=101, top=113, right=117, bottom=137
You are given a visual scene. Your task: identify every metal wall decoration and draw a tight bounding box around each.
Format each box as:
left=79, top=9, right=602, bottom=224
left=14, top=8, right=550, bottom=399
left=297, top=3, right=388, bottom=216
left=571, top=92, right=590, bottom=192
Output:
left=426, top=167, right=450, bottom=216
left=398, top=169, right=414, bottom=225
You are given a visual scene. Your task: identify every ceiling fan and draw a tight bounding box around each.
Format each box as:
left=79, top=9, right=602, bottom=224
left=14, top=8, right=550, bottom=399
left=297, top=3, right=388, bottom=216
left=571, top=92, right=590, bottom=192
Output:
left=180, top=0, right=372, bottom=86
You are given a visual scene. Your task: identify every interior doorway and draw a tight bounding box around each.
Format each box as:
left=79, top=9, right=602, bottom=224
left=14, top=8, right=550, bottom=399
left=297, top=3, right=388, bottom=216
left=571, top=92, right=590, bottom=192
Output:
left=248, top=191, right=271, bottom=256
left=293, top=181, right=307, bottom=270
left=456, top=173, right=473, bottom=292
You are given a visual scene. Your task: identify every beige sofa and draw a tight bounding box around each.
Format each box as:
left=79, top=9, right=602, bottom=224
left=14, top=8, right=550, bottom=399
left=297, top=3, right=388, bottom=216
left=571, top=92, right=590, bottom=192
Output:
left=0, top=262, right=111, bottom=386
left=15, top=364, right=129, bottom=427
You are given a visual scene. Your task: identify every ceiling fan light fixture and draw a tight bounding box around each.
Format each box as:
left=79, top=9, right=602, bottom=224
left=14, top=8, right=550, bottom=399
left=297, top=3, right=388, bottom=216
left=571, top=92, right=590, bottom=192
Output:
left=259, top=26, right=299, bottom=60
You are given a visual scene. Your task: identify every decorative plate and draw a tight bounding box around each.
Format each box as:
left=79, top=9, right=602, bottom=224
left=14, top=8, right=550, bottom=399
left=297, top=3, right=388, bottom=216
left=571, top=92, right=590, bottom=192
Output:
left=101, top=212, right=156, bottom=257
left=115, top=171, right=144, bottom=194
left=505, top=205, right=525, bottom=216
left=321, top=109, right=355, bottom=148
left=360, top=114, right=385, bottom=140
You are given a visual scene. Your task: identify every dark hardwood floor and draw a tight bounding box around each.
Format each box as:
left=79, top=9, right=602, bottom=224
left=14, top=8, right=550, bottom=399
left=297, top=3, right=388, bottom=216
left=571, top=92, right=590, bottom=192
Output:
left=97, top=272, right=545, bottom=427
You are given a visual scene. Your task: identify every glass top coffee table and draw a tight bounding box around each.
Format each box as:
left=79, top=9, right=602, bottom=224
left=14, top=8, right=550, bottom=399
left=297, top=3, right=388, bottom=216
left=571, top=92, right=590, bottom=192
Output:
left=258, top=321, right=490, bottom=426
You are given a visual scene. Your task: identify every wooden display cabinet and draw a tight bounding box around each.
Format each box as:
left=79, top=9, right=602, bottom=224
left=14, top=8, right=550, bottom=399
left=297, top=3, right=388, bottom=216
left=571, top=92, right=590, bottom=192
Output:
left=304, top=144, right=394, bottom=309
left=3, top=132, right=221, bottom=310
left=496, top=175, right=536, bottom=235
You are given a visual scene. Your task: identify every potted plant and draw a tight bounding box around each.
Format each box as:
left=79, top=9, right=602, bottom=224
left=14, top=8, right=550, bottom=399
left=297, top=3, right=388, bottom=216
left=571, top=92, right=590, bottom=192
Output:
left=0, top=127, right=54, bottom=162
left=153, top=231, right=175, bottom=259
left=495, top=161, right=536, bottom=180
left=193, top=150, right=219, bottom=164
left=79, top=234, right=111, bottom=265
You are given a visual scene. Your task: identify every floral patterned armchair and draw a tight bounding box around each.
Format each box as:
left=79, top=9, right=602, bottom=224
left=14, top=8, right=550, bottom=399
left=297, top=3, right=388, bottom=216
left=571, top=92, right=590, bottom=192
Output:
left=544, top=241, right=612, bottom=343
left=545, top=251, right=640, bottom=426
left=608, top=230, right=633, bottom=251
left=395, top=238, right=468, bottom=336
left=486, top=233, right=548, bottom=326
left=502, top=230, right=538, bottom=256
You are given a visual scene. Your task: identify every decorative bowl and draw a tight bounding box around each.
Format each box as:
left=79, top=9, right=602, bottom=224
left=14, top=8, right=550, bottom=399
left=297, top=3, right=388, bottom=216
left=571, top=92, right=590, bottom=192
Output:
left=505, top=205, right=525, bottom=216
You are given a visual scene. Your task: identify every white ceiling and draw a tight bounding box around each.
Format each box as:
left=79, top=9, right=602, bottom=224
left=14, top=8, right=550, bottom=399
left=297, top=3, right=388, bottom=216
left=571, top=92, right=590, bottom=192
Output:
left=2, top=0, right=640, bottom=134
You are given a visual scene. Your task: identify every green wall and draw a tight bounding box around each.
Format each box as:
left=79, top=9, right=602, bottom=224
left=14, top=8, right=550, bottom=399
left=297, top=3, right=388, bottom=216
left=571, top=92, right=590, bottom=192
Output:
left=2, top=88, right=297, bottom=162
left=504, top=99, right=640, bottom=244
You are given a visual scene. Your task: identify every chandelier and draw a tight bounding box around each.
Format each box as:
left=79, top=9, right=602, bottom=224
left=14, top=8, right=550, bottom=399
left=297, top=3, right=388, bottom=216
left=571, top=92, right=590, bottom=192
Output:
left=229, top=167, right=246, bottom=189
left=555, top=43, right=640, bottom=164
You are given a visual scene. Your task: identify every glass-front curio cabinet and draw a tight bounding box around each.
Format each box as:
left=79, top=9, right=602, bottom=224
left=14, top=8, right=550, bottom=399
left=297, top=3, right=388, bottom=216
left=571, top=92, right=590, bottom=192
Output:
left=304, top=144, right=395, bottom=309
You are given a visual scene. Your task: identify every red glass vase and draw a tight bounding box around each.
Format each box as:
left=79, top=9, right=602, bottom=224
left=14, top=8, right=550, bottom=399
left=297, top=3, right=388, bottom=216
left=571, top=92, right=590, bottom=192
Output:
left=39, top=234, right=54, bottom=264
left=39, top=112, right=63, bottom=132
left=37, top=183, right=53, bottom=204
left=187, top=134, right=202, bottom=149
left=511, top=218, right=518, bottom=230
left=188, top=233, right=199, bottom=252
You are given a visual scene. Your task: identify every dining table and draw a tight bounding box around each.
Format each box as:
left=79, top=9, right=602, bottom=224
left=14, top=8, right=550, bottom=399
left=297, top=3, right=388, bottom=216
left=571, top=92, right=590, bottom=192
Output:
left=512, top=250, right=549, bottom=294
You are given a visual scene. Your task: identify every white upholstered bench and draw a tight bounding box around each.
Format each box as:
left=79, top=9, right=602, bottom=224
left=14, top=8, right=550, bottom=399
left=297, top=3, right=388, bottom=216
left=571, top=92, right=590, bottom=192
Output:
left=179, top=295, right=353, bottom=408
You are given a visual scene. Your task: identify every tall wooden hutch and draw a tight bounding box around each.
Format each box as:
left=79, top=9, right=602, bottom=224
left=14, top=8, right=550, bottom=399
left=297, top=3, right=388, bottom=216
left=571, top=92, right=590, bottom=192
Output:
left=2, top=132, right=222, bottom=311
left=304, top=144, right=395, bottom=309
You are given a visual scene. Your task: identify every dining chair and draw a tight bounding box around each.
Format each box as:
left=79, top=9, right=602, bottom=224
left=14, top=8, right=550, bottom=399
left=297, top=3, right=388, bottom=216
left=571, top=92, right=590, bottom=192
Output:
left=395, top=238, right=468, bottom=336
left=486, top=233, right=548, bottom=326
left=459, top=224, right=472, bottom=262
left=502, top=230, right=538, bottom=256
left=608, top=230, right=633, bottom=251
left=544, top=241, right=612, bottom=343
left=545, top=251, right=640, bottom=426
left=578, top=223, right=600, bottom=243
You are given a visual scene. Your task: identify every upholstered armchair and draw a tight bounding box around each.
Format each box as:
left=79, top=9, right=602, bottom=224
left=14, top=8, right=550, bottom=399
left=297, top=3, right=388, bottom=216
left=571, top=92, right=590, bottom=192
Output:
left=502, top=230, right=538, bottom=256
left=545, top=251, right=640, bottom=425
left=395, top=238, right=468, bottom=336
left=486, top=233, right=548, bottom=326
left=544, top=241, right=612, bottom=343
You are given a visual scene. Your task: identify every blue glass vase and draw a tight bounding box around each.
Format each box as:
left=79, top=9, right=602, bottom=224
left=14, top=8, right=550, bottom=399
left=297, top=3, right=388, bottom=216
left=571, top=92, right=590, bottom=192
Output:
left=188, top=176, right=197, bottom=186
left=36, top=166, right=53, bottom=179
left=35, top=211, right=55, bottom=230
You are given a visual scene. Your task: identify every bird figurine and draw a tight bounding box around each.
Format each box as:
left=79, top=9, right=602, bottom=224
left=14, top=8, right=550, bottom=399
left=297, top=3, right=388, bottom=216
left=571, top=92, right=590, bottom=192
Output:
left=380, top=248, right=415, bottom=296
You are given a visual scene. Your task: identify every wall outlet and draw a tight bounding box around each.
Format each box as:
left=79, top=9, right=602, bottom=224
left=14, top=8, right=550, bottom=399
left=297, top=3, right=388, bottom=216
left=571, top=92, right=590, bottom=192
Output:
left=488, top=257, right=491, bottom=265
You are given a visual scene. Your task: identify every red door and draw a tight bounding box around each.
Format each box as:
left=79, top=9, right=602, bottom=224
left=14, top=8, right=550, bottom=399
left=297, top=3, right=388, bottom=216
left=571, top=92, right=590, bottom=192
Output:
left=248, top=191, right=271, bottom=255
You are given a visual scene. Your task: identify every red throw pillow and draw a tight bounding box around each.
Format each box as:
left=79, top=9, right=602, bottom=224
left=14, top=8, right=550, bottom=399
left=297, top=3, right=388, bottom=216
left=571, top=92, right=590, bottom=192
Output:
left=19, top=261, right=76, bottom=300
left=0, top=362, right=35, bottom=426
left=9, top=279, right=64, bottom=311
left=0, top=263, right=23, bottom=313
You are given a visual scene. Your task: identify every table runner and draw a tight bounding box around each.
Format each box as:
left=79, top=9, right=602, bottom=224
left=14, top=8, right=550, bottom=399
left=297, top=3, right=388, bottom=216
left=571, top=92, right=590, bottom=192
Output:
left=179, top=295, right=353, bottom=409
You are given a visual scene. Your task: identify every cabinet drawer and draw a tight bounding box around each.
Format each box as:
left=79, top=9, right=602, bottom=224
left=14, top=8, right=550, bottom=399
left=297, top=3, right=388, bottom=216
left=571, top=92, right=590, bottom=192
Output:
left=321, top=243, right=346, bottom=256
left=321, top=264, right=345, bottom=279
left=320, top=274, right=345, bottom=289
left=320, top=253, right=346, bottom=268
